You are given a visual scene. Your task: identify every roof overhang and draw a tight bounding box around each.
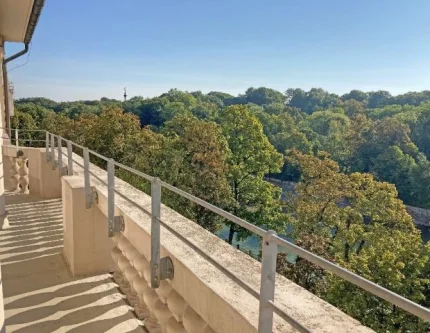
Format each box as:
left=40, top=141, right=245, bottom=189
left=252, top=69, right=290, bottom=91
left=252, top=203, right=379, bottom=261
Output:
left=0, top=0, right=45, bottom=44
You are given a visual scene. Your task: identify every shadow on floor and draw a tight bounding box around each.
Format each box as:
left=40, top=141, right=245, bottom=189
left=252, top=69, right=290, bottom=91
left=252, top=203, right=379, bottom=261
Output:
left=1, top=192, right=144, bottom=333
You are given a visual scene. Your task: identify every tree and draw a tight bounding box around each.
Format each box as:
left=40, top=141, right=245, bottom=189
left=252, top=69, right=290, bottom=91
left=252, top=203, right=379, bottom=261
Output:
left=190, top=101, right=219, bottom=121
left=11, top=110, right=38, bottom=145
left=277, top=234, right=332, bottom=295
left=354, top=117, right=418, bottom=173
left=372, top=146, right=417, bottom=205
left=341, top=99, right=365, bottom=118
left=15, top=102, right=52, bottom=124
left=341, top=90, right=368, bottom=103
left=411, top=107, right=430, bottom=160
left=221, top=105, right=284, bottom=243
left=155, top=114, right=232, bottom=232
left=272, top=130, right=312, bottom=155
left=15, top=97, right=58, bottom=110
left=367, top=90, right=392, bottom=108
left=300, top=111, right=352, bottom=168
left=286, top=88, right=340, bottom=114
left=73, top=107, right=142, bottom=162
left=243, top=87, right=285, bottom=105
left=287, top=151, right=430, bottom=332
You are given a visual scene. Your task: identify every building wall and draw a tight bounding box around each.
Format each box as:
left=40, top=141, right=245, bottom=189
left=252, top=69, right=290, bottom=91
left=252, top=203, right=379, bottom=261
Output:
left=0, top=35, right=6, bottom=333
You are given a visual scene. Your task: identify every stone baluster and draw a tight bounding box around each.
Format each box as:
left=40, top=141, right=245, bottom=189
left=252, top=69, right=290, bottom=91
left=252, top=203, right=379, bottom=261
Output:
left=3, top=154, right=12, bottom=190
left=18, top=157, right=29, bottom=194
left=183, top=306, right=208, bottom=333
left=141, top=257, right=162, bottom=333
left=111, top=233, right=215, bottom=333
left=166, top=290, right=188, bottom=332
left=124, top=243, right=143, bottom=302
left=117, top=254, right=132, bottom=295
left=124, top=265, right=140, bottom=306
left=166, top=318, right=187, bottom=333
left=111, top=246, right=124, bottom=285
left=143, top=288, right=162, bottom=332
left=10, top=157, right=19, bottom=191
left=133, top=276, right=151, bottom=319
left=132, top=255, right=151, bottom=319
left=153, top=281, right=174, bottom=332
left=167, top=290, right=188, bottom=323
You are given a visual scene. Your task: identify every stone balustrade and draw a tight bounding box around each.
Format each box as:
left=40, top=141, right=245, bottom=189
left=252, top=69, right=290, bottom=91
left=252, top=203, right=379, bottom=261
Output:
left=2, top=145, right=64, bottom=199
left=2, top=144, right=375, bottom=333
left=7, top=155, right=19, bottom=191
left=3, top=148, right=29, bottom=193
left=111, top=233, right=216, bottom=333
left=17, top=156, right=29, bottom=194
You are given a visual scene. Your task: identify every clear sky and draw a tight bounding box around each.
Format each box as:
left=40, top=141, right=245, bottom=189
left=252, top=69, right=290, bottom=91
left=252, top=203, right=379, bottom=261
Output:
left=6, top=0, right=430, bottom=101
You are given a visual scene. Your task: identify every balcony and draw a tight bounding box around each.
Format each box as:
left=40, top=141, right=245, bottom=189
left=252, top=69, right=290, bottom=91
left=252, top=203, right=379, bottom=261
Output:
left=0, top=131, right=428, bottom=333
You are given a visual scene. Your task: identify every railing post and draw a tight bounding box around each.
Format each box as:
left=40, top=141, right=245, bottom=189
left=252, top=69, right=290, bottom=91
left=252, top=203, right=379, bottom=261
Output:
left=108, top=159, right=115, bottom=236
left=258, top=230, right=278, bottom=333
left=151, top=177, right=162, bottom=288
left=14, top=129, right=18, bottom=151
left=58, top=136, right=63, bottom=171
left=67, top=140, right=73, bottom=176
left=150, top=177, right=174, bottom=288
left=45, top=132, right=49, bottom=161
left=83, top=147, right=92, bottom=209
left=50, top=134, right=55, bottom=169
left=107, top=159, right=124, bottom=237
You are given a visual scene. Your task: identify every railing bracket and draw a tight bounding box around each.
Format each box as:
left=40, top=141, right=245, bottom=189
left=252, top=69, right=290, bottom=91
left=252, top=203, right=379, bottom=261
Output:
left=109, top=215, right=125, bottom=237
left=159, top=256, right=174, bottom=281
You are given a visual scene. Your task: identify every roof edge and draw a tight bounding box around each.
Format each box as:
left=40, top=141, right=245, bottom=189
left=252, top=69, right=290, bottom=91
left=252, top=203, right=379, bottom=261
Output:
left=23, top=0, right=45, bottom=45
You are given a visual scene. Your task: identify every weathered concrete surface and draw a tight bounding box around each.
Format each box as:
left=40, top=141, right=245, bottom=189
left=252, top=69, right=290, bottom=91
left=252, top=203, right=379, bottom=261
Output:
left=405, top=205, right=430, bottom=227
left=0, top=191, right=144, bottom=333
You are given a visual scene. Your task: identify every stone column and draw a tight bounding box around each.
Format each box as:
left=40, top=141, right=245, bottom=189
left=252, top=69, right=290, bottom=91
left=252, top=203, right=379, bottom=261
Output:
left=0, top=37, right=9, bottom=230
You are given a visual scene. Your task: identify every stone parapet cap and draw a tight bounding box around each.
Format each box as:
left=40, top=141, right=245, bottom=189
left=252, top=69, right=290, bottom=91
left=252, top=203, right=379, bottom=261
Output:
left=45, top=148, right=374, bottom=332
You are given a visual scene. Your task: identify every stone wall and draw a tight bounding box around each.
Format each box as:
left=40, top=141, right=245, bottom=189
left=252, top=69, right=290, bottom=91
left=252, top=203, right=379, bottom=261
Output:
left=405, top=205, right=430, bottom=227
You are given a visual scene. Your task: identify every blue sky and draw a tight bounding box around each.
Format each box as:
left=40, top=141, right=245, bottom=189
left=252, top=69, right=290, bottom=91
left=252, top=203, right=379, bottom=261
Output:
left=6, top=0, right=430, bottom=101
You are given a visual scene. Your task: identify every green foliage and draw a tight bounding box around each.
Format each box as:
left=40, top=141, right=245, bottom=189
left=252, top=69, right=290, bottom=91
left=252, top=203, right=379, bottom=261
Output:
left=155, top=114, right=232, bottom=232
left=72, top=107, right=142, bottom=162
left=243, top=87, right=285, bottom=105
left=341, top=90, right=368, bottom=103
left=287, top=151, right=430, bottom=332
left=286, top=88, right=340, bottom=114
left=221, top=105, right=285, bottom=242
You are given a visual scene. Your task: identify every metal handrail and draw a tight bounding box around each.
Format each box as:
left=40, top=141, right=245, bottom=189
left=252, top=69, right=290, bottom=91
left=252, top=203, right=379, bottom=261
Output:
left=9, top=128, right=430, bottom=331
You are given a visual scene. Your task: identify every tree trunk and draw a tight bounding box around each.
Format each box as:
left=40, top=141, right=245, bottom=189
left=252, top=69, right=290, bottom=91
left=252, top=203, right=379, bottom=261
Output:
left=344, top=243, right=350, bottom=261
left=228, top=224, right=235, bottom=244
left=344, top=215, right=351, bottom=261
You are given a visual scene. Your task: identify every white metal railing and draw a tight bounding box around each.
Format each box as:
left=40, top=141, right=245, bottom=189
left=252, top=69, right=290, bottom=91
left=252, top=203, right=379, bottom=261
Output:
left=8, top=128, right=430, bottom=331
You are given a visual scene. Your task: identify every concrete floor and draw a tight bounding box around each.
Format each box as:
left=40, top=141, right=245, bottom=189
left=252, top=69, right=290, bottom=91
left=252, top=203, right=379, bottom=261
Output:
left=1, top=191, right=145, bottom=333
